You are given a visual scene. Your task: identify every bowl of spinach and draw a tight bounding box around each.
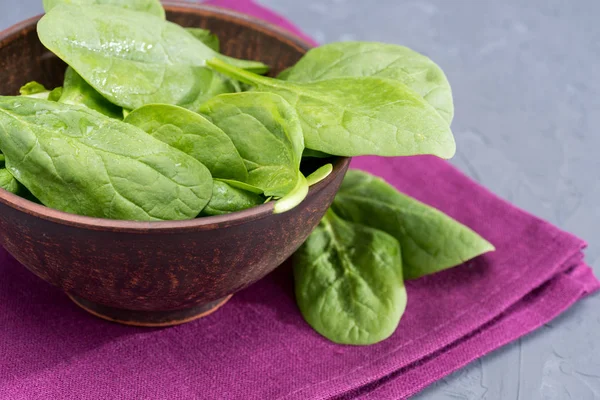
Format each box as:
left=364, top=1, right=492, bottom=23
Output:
left=0, top=2, right=351, bottom=326
left=0, top=1, right=493, bottom=339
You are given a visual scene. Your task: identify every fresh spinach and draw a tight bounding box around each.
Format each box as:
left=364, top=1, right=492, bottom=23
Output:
left=302, top=149, right=331, bottom=158
left=294, top=208, right=407, bottom=345
left=199, top=92, right=306, bottom=198
left=207, top=58, right=455, bottom=158
left=48, top=87, right=63, bottom=102
left=283, top=42, right=454, bottom=124
left=293, top=170, right=494, bottom=345
left=277, top=66, right=293, bottom=80
left=20, top=81, right=63, bottom=101
left=19, top=81, right=49, bottom=98
left=186, top=28, right=220, bottom=52
left=217, top=179, right=263, bottom=195
left=5, top=0, right=498, bottom=346
left=42, top=0, right=166, bottom=18
left=305, top=163, right=332, bottom=186
left=124, top=104, right=247, bottom=181
left=0, top=168, right=21, bottom=194
left=0, top=97, right=212, bottom=221
left=331, top=170, right=495, bottom=280
left=59, top=67, right=122, bottom=119
left=37, top=4, right=268, bottom=110
left=201, top=180, right=264, bottom=216
left=273, top=172, right=309, bottom=214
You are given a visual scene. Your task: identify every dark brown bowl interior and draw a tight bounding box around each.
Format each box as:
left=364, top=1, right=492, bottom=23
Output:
left=0, top=4, right=351, bottom=326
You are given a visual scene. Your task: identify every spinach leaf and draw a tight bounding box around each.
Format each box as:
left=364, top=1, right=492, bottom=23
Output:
left=293, top=209, right=407, bottom=345
left=332, top=170, right=494, bottom=280
left=305, top=163, right=332, bottom=186
left=0, top=153, right=4, bottom=165
left=42, top=0, right=166, bottom=19
left=273, top=171, right=308, bottom=214
left=59, top=67, right=122, bottom=119
left=277, top=66, right=293, bottom=80
left=38, top=5, right=268, bottom=110
left=20, top=82, right=63, bottom=101
left=207, top=58, right=455, bottom=158
left=48, top=87, right=63, bottom=102
left=200, top=180, right=264, bottom=216
left=284, top=42, right=454, bottom=124
left=199, top=92, right=306, bottom=198
left=186, top=28, right=220, bottom=52
left=124, top=104, right=247, bottom=181
left=302, top=149, right=331, bottom=158
left=0, top=168, right=21, bottom=194
left=0, top=97, right=212, bottom=221
left=20, top=81, right=49, bottom=98
left=217, top=179, right=263, bottom=195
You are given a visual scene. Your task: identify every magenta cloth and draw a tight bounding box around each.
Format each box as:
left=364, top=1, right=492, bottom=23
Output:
left=1, top=2, right=599, bottom=399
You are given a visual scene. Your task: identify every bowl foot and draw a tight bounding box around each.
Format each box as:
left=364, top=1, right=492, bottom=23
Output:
left=68, top=294, right=233, bottom=327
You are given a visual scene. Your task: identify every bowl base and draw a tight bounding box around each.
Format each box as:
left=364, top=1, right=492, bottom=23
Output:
left=68, top=294, right=233, bottom=327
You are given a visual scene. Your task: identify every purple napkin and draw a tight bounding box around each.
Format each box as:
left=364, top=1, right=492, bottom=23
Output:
left=1, top=2, right=598, bottom=399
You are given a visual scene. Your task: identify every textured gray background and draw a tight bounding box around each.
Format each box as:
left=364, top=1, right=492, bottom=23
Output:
left=2, top=0, right=599, bottom=398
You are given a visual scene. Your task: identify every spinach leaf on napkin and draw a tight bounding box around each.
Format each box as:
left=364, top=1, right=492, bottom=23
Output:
left=332, top=170, right=495, bottom=279
left=293, top=170, right=494, bottom=344
left=294, top=208, right=407, bottom=345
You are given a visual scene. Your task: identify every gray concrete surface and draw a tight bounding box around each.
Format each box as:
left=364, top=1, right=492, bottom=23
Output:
left=2, top=0, right=599, bottom=398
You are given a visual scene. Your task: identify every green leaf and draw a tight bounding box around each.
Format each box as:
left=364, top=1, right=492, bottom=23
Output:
left=284, top=42, right=454, bottom=124
left=19, top=82, right=63, bottom=101
left=305, top=163, right=332, bottom=186
left=199, top=92, right=305, bottom=198
left=37, top=4, right=269, bottom=110
left=207, top=58, right=455, bottom=158
left=43, top=0, right=166, bottom=19
left=186, top=27, right=220, bottom=52
left=217, top=179, right=263, bottom=195
left=48, top=87, right=63, bottom=102
left=302, top=148, right=331, bottom=158
left=19, top=81, right=49, bottom=96
left=200, top=180, right=264, bottom=216
left=277, top=66, right=293, bottom=80
left=0, top=97, right=212, bottom=221
left=273, top=171, right=309, bottom=214
left=59, top=67, right=122, bottom=119
left=0, top=168, right=21, bottom=194
left=124, top=104, right=247, bottom=181
left=332, top=170, right=495, bottom=280
left=293, top=209, right=407, bottom=345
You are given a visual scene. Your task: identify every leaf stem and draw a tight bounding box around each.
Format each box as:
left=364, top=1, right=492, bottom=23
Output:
left=273, top=172, right=309, bottom=214
left=207, top=58, right=265, bottom=86
left=306, top=163, right=333, bottom=186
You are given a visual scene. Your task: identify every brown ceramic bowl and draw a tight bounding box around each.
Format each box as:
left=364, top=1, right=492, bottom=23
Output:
left=0, top=3, right=350, bottom=327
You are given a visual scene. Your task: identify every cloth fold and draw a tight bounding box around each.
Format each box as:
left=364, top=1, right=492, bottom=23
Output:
left=1, top=2, right=598, bottom=399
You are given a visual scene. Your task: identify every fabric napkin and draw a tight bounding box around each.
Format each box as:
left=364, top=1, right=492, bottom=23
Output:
left=1, top=1, right=599, bottom=399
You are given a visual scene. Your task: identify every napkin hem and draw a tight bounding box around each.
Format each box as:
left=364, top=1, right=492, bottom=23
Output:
left=357, top=263, right=599, bottom=399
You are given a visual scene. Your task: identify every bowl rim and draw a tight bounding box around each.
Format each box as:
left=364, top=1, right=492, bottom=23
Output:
left=0, top=3, right=351, bottom=233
